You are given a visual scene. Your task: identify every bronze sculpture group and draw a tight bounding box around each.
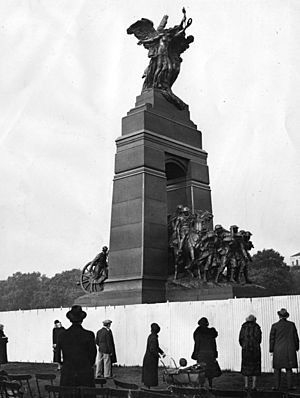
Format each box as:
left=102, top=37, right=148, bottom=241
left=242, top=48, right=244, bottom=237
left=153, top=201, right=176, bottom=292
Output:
left=168, top=205, right=254, bottom=284
left=80, top=207, right=254, bottom=292
left=127, top=8, right=194, bottom=110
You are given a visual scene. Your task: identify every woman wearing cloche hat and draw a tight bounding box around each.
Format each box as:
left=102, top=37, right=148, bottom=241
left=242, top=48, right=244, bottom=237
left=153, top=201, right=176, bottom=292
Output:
left=239, top=314, right=262, bottom=391
left=56, top=305, right=97, bottom=388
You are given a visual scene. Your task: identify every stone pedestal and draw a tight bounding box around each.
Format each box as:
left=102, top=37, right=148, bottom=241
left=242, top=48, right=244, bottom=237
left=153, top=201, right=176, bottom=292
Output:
left=76, top=89, right=213, bottom=307
left=166, top=278, right=269, bottom=302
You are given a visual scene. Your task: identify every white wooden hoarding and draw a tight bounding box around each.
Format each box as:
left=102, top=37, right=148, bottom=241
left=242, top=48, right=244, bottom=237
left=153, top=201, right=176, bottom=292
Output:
left=1, top=295, right=300, bottom=372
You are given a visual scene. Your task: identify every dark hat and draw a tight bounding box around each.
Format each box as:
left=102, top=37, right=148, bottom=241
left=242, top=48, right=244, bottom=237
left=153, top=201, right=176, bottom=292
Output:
left=102, top=246, right=108, bottom=251
left=66, top=305, right=87, bottom=323
left=277, top=308, right=289, bottom=318
left=151, top=323, right=160, bottom=334
left=103, top=319, right=112, bottom=326
left=246, top=314, right=256, bottom=322
left=54, top=320, right=61, bottom=324
left=198, top=317, right=209, bottom=326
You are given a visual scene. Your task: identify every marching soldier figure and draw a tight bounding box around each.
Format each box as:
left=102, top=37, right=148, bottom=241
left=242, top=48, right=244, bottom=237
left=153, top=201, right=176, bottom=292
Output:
left=199, top=230, right=218, bottom=282
left=240, top=230, right=253, bottom=284
left=168, top=204, right=184, bottom=247
left=176, top=206, right=194, bottom=252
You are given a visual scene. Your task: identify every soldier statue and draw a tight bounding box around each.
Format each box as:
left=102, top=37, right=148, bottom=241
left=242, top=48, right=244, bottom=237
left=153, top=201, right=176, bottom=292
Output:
left=213, top=225, right=238, bottom=283
left=175, top=206, right=195, bottom=253
left=239, top=230, right=253, bottom=284
left=198, top=230, right=218, bottom=282
left=88, top=246, right=109, bottom=283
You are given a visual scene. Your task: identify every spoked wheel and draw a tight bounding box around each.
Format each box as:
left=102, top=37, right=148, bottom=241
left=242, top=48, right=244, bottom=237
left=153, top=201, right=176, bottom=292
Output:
left=80, top=262, right=106, bottom=293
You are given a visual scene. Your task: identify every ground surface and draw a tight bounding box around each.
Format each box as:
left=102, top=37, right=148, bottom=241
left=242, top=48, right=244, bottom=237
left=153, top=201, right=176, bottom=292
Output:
left=1, top=362, right=300, bottom=397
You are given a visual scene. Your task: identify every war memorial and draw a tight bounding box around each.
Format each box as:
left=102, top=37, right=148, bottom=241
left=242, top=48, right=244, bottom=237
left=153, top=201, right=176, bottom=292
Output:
left=75, top=9, right=266, bottom=308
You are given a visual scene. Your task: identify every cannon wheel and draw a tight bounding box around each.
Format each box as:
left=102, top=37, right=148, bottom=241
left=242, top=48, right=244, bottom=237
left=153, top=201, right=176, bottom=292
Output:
left=80, top=262, right=106, bottom=293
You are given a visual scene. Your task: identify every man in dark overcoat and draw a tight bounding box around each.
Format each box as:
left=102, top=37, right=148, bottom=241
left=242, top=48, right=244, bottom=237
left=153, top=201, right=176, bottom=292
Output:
left=95, top=319, right=117, bottom=378
left=52, top=319, right=65, bottom=371
left=0, top=324, right=8, bottom=366
left=57, top=305, right=97, bottom=387
left=269, top=308, right=299, bottom=390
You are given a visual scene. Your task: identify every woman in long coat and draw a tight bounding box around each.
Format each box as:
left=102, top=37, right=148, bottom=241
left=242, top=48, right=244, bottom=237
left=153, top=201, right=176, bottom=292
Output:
left=239, top=315, right=262, bottom=390
left=0, top=324, right=8, bottom=366
left=191, top=317, right=221, bottom=389
left=142, top=323, right=165, bottom=388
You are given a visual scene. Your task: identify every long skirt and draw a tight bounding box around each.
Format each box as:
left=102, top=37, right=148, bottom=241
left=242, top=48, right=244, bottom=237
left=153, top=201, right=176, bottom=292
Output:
left=142, top=354, right=159, bottom=387
left=241, top=348, right=261, bottom=376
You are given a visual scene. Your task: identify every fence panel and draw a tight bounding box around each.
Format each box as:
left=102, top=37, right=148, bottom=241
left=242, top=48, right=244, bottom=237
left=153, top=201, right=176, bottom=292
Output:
left=1, top=295, right=300, bottom=372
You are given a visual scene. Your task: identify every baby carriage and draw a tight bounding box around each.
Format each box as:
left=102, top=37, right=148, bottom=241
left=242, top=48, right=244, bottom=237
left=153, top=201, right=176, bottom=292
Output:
left=161, top=358, right=206, bottom=388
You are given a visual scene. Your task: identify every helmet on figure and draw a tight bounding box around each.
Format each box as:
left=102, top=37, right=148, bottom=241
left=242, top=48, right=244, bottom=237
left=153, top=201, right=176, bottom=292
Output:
left=230, top=225, right=239, bottom=233
left=214, top=224, right=223, bottom=231
left=102, top=246, right=108, bottom=252
left=183, top=206, right=190, bottom=214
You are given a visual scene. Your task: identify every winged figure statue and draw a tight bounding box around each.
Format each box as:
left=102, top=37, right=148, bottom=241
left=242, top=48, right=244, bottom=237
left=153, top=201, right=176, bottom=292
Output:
left=127, top=8, right=194, bottom=110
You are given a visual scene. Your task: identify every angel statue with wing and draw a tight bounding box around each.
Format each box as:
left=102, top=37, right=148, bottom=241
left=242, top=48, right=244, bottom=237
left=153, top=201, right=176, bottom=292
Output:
left=127, top=8, right=194, bottom=110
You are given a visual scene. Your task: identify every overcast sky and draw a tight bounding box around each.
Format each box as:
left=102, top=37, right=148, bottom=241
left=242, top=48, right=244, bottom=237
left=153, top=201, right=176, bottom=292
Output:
left=0, top=0, right=299, bottom=280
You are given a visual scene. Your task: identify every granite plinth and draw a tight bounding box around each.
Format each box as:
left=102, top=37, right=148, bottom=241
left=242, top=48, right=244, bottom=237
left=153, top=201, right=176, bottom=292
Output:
left=166, top=278, right=269, bottom=302
left=75, top=277, right=166, bottom=307
left=78, top=89, right=214, bottom=307
left=74, top=276, right=269, bottom=307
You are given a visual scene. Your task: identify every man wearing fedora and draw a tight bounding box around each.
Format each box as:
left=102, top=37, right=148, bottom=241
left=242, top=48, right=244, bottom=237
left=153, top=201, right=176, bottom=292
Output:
left=269, top=308, right=299, bottom=390
left=95, top=319, right=117, bottom=378
left=56, top=305, right=97, bottom=387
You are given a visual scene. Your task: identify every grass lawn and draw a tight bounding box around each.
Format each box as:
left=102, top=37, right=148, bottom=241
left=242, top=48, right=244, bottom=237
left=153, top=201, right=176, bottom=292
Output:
left=1, top=362, right=300, bottom=396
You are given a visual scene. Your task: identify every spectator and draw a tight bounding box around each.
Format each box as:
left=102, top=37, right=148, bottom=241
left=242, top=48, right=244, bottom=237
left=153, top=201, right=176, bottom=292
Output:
left=269, top=308, right=299, bottom=390
left=191, top=317, right=221, bottom=390
left=142, top=323, right=165, bottom=389
left=0, top=324, right=8, bottom=367
left=95, top=320, right=117, bottom=378
left=57, top=305, right=97, bottom=387
left=52, top=320, right=65, bottom=371
left=239, top=314, right=262, bottom=391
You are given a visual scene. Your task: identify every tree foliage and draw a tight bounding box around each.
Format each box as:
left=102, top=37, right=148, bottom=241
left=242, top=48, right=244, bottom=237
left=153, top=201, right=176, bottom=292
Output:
left=249, top=249, right=294, bottom=295
left=0, top=269, right=83, bottom=311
